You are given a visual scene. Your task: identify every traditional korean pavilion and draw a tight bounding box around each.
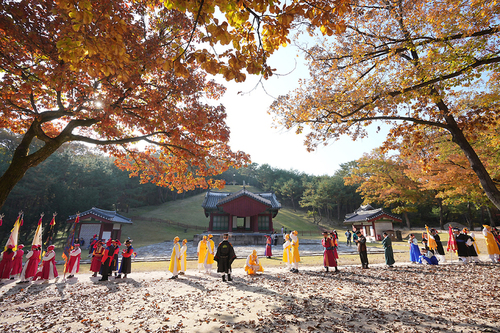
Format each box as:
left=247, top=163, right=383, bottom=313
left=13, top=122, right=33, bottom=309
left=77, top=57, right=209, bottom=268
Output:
left=343, top=204, right=402, bottom=241
left=201, top=188, right=281, bottom=233
left=67, top=207, right=133, bottom=244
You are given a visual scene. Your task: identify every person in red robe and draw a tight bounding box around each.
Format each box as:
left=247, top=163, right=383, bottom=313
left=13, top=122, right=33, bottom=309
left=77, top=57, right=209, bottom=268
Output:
left=330, top=231, right=339, bottom=260
left=34, top=245, right=58, bottom=282
left=17, top=245, right=41, bottom=283
left=66, top=243, right=81, bottom=278
left=90, top=240, right=104, bottom=277
left=10, top=244, right=25, bottom=279
left=322, top=232, right=338, bottom=272
left=265, top=235, right=273, bottom=258
left=0, top=245, right=16, bottom=280
left=99, top=240, right=115, bottom=281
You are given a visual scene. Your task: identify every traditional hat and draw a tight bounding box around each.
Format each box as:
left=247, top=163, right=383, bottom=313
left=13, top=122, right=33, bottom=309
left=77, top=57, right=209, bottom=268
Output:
left=208, top=234, right=213, bottom=239
left=18, top=244, right=24, bottom=249
left=285, top=234, right=290, bottom=240
left=93, top=234, right=97, bottom=237
left=7, top=244, right=14, bottom=249
left=452, top=227, right=460, bottom=232
left=322, top=231, right=328, bottom=235
left=462, top=228, right=469, bottom=233
left=47, top=245, right=55, bottom=251
left=202, top=235, right=207, bottom=240
left=252, top=249, right=257, bottom=256
left=74, top=243, right=80, bottom=246
left=292, top=230, right=298, bottom=236
left=31, top=245, right=38, bottom=250
left=182, top=239, right=187, bottom=244
left=125, top=239, right=132, bottom=244
left=174, top=236, right=180, bottom=242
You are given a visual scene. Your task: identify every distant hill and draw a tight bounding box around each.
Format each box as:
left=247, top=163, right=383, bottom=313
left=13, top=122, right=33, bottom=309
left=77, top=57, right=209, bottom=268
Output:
left=119, top=185, right=326, bottom=247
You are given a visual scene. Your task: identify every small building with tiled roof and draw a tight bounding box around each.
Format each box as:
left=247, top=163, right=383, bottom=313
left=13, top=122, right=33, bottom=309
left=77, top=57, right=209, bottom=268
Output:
left=344, top=204, right=402, bottom=241
left=202, top=188, right=281, bottom=233
left=67, top=207, right=132, bottom=243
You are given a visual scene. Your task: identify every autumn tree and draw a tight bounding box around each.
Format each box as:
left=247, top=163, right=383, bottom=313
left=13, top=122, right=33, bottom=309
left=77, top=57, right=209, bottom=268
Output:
left=270, top=0, right=500, bottom=211
left=344, top=151, right=429, bottom=229
left=0, top=0, right=355, bottom=212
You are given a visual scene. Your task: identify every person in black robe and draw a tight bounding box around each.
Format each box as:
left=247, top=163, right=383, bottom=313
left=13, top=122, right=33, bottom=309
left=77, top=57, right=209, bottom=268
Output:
left=99, top=240, right=115, bottom=281
left=117, top=239, right=134, bottom=279
left=214, top=234, right=236, bottom=282
left=454, top=228, right=473, bottom=264
left=430, top=228, right=446, bottom=262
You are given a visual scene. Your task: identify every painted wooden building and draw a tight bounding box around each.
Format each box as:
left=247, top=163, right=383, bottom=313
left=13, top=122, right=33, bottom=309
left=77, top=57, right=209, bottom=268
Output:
left=201, top=189, right=281, bottom=233
left=343, top=204, right=402, bottom=241
left=67, top=207, right=133, bottom=244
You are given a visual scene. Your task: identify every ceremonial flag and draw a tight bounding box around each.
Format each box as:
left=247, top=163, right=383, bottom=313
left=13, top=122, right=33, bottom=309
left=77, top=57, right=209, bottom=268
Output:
left=4, top=213, right=22, bottom=251
left=32, top=214, right=44, bottom=247
left=446, top=225, right=457, bottom=252
left=425, top=225, right=437, bottom=251
left=44, top=213, right=57, bottom=246
left=62, top=214, right=79, bottom=273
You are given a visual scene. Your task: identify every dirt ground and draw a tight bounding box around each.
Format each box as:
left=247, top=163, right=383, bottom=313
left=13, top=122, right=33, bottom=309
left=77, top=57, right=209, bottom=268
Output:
left=1, top=259, right=499, bottom=333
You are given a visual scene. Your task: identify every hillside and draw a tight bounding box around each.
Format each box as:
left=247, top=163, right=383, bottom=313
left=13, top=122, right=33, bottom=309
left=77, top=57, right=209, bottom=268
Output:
left=119, top=185, right=326, bottom=247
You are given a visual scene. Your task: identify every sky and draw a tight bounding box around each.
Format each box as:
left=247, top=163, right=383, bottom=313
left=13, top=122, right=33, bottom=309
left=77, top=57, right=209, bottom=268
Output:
left=216, top=44, right=388, bottom=176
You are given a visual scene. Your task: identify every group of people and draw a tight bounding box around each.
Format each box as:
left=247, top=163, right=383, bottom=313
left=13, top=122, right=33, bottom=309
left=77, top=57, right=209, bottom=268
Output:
left=0, top=236, right=137, bottom=285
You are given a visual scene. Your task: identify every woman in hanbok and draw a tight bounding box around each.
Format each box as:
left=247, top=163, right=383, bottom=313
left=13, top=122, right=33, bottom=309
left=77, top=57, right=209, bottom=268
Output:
left=10, top=244, right=25, bottom=279
left=179, top=239, right=187, bottom=275
left=197, top=236, right=207, bottom=272
left=322, top=232, right=338, bottom=272
left=408, top=234, right=420, bottom=263
left=90, top=240, right=104, bottom=277
left=483, top=225, right=500, bottom=263
left=282, top=234, right=292, bottom=270
left=204, top=234, right=215, bottom=274
left=265, top=235, right=272, bottom=258
left=244, top=249, right=264, bottom=275
left=290, top=231, right=300, bottom=273
left=169, top=236, right=181, bottom=279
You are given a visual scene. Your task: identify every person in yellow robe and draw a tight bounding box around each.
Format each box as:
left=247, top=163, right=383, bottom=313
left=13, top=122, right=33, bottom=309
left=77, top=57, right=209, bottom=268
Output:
left=179, top=239, right=187, bottom=275
left=244, top=249, right=264, bottom=275
left=197, top=236, right=208, bottom=272
left=204, top=234, right=215, bottom=274
left=168, top=236, right=181, bottom=279
left=482, top=225, right=500, bottom=263
left=290, top=230, right=300, bottom=273
left=282, top=234, right=292, bottom=270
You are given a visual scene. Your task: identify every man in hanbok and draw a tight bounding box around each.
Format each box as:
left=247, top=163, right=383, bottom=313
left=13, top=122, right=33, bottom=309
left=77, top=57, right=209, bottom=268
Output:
left=0, top=245, right=16, bottom=281
left=265, top=235, right=272, bottom=258
left=117, top=239, right=134, bottom=279
left=382, top=232, right=395, bottom=268
left=429, top=229, right=446, bottom=262
left=204, top=234, right=215, bottom=274
left=169, top=236, right=181, bottom=279
left=214, top=233, right=236, bottom=282
left=35, top=245, right=58, bottom=283
left=66, top=243, right=81, bottom=278
left=244, top=249, right=264, bottom=275
left=197, top=236, right=207, bottom=272
left=455, top=228, right=473, bottom=264
left=18, top=245, right=41, bottom=283
left=482, top=225, right=500, bottom=263
left=322, top=232, right=338, bottom=272
left=462, top=228, right=480, bottom=263
left=179, top=239, right=187, bottom=275
left=290, top=231, right=300, bottom=273
left=99, top=239, right=115, bottom=281
left=418, top=248, right=439, bottom=265
left=355, top=231, right=369, bottom=269
left=10, top=244, right=25, bottom=279
left=90, top=240, right=104, bottom=277
left=282, top=234, right=292, bottom=270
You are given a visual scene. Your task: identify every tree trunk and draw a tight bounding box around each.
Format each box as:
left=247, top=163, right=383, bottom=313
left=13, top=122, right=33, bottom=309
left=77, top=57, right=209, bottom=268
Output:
left=437, top=198, right=445, bottom=230
left=467, top=202, right=474, bottom=231
left=487, top=207, right=496, bottom=227
left=403, top=211, right=411, bottom=229
left=443, top=113, right=500, bottom=210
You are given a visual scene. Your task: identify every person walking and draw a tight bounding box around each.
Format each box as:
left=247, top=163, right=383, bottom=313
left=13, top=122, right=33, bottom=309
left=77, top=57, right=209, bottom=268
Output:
left=354, top=231, right=369, bottom=269
left=214, top=234, right=236, bottom=282
left=382, top=232, right=395, bottom=268
left=345, top=230, right=352, bottom=246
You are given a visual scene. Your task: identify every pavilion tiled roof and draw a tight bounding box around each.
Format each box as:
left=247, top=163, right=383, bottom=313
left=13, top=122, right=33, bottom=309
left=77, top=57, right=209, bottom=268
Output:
left=343, top=204, right=402, bottom=224
left=67, top=207, right=133, bottom=224
left=202, top=188, right=281, bottom=212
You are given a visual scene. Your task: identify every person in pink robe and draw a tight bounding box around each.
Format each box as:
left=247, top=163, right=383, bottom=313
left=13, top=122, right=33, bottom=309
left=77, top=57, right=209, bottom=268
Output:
left=66, top=243, right=81, bottom=278
left=18, top=245, right=41, bottom=283
left=0, top=245, right=16, bottom=280
left=35, top=245, right=58, bottom=282
left=265, top=235, right=272, bottom=258
left=10, top=244, right=25, bottom=278
left=322, top=232, right=338, bottom=272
